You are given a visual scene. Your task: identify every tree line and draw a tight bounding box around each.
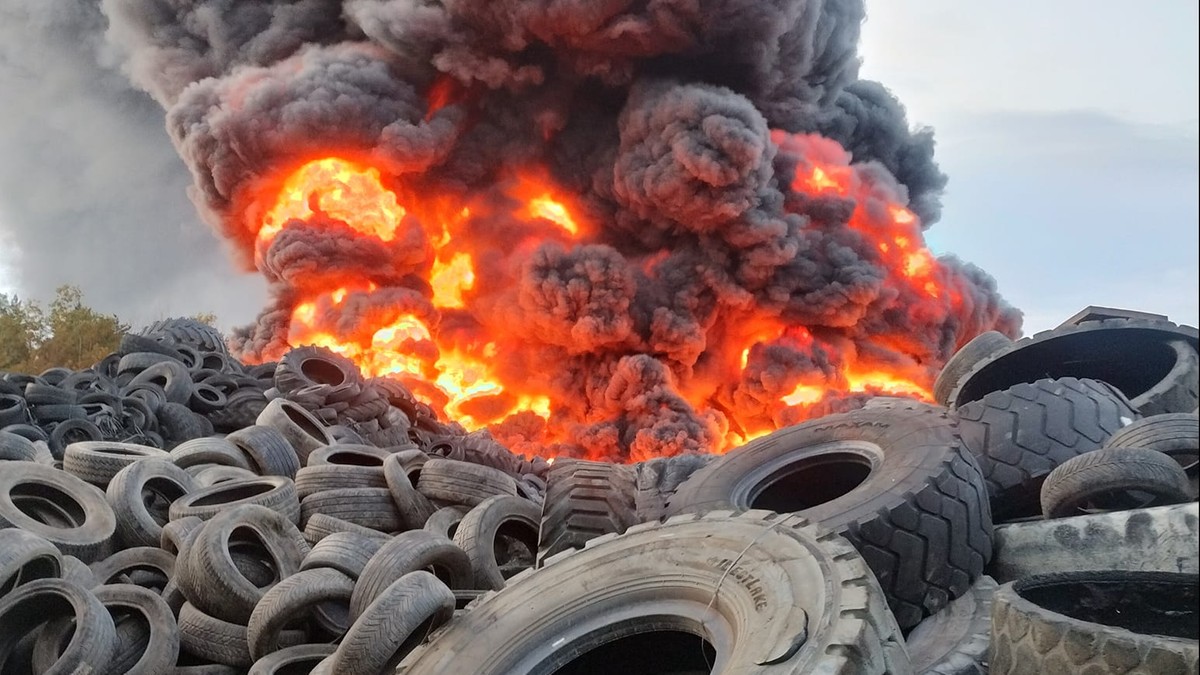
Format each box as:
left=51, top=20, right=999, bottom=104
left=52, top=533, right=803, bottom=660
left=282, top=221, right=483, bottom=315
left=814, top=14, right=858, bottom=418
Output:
left=0, top=285, right=216, bottom=374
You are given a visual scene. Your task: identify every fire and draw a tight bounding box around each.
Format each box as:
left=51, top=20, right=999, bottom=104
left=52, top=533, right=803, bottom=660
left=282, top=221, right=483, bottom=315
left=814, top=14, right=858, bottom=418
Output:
left=258, top=140, right=954, bottom=461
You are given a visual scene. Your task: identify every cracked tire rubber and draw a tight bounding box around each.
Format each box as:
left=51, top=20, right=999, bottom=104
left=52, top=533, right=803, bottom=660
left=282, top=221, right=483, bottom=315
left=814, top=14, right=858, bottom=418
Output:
left=934, top=331, right=1014, bottom=408
left=0, top=463, right=117, bottom=562
left=334, top=570, right=454, bottom=675
left=1039, top=447, right=1192, bottom=519
left=0, top=578, right=117, bottom=674
left=953, top=377, right=1141, bottom=521
left=453, top=495, right=540, bottom=590
left=395, top=510, right=911, bottom=675
left=1104, top=412, right=1200, bottom=498
left=906, top=575, right=997, bottom=675
left=536, top=459, right=638, bottom=566
left=667, top=403, right=993, bottom=630
left=989, top=571, right=1199, bottom=674
left=350, top=530, right=472, bottom=620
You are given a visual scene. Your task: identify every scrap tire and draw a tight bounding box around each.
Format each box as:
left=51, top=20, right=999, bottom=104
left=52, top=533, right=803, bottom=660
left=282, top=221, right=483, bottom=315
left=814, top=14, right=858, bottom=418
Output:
left=906, top=575, right=998, bottom=675
left=142, top=317, right=228, bottom=355
left=394, top=510, right=911, bottom=674
left=416, top=458, right=518, bottom=507
left=0, top=463, right=117, bottom=562
left=934, top=331, right=1014, bottom=408
left=947, top=318, right=1200, bottom=416
left=954, top=377, right=1142, bottom=520
left=1104, top=412, right=1199, bottom=497
left=666, top=402, right=993, bottom=630
left=0, top=578, right=117, bottom=674
left=453, top=495, right=540, bottom=590
left=989, top=571, right=1199, bottom=674
left=1039, top=447, right=1191, bottom=519
left=334, top=570, right=455, bottom=675
left=274, top=347, right=362, bottom=398
left=350, top=530, right=472, bottom=619
left=536, top=459, right=638, bottom=565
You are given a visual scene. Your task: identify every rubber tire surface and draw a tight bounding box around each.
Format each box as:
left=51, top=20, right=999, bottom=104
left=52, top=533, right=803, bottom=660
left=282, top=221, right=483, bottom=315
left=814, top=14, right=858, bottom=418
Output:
left=0, top=463, right=117, bottom=562
left=667, top=403, right=992, bottom=630
left=300, top=487, right=402, bottom=532
left=248, top=643, right=336, bottom=675
left=454, top=495, right=540, bottom=590
left=246, top=567, right=355, bottom=660
left=350, top=530, right=472, bottom=619
left=395, top=510, right=910, bottom=675
left=334, top=570, right=454, bottom=675
left=1104, top=412, right=1199, bottom=497
left=934, top=331, right=1014, bottom=408
left=906, top=575, right=998, bottom=675
left=107, top=458, right=198, bottom=548
left=62, top=440, right=171, bottom=487
left=953, top=377, right=1140, bottom=520
left=91, top=583, right=180, bottom=675
left=989, top=571, right=1199, bottom=674
left=1039, top=447, right=1192, bottom=519
left=416, top=458, right=518, bottom=508
left=0, top=578, right=117, bottom=674
left=537, top=459, right=637, bottom=565
left=0, top=529, right=63, bottom=597
left=168, top=476, right=300, bottom=525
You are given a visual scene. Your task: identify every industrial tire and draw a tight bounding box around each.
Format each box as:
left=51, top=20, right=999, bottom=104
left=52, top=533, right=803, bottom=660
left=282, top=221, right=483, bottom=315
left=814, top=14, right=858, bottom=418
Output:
left=334, top=570, right=454, bottom=675
left=181, top=504, right=309, bottom=624
left=246, top=567, right=355, bottom=660
left=119, top=333, right=183, bottom=359
left=953, top=377, right=1140, bottom=520
left=383, top=453, right=437, bottom=530
left=299, top=487, right=402, bottom=532
left=207, top=389, right=269, bottom=433
left=274, top=346, right=362, bottom=397
left=158, top=402, right=213, bottom=447
left=666, top=403, right=992, bottom=630
left=394, top=510, right=911, bottom=675
left=0, top=529, right=63, bottom=597
left=91, top=583, right=179, bottom=675
left=142, top=317, right=228, bottom=355
left=906, top=575, right=997, bottom=675
left=0, top=463, right=117, bottom=562
left=106, top=456, right=198, bottom=547
left=947, top=318, right=1200, bottom=415
left=249, top=643, right=336, bottom=675
left=416, top=458, right=518, bottom=507
left=1104, top=412, right=1199, bottom=497
left=300, top=531, right=389, bottom=579
left=453, top=495, right=540, bottom=590
left=350, top=530, right=472, bottom=619
left=1039, top=447, right=1192, bottom=519
left=0, top=578, right=117, bottom=674
left=168, top=476, right=300, bottom=525
left=536, top=459, right=638, bottom=565
left=989, top=571, right=1199, bottom=674
left=632, top=453, right=716, bottom=522
left=934, top=331, right=1015, bottom=408
left=225, top=425, right=299, bottom=479
left=62, top=440, right=171, bottom=487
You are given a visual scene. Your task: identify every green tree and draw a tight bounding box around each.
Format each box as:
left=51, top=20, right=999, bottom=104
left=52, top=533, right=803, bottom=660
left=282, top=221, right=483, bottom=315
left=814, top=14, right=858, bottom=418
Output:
left=20, top=285, right=129, bottom=372
left=0, top=294, right=46, bottom=370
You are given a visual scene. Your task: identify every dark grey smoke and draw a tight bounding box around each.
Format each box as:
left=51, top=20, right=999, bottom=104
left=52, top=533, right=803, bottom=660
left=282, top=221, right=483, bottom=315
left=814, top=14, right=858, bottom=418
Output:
left=0, top=0, right=265, bottom=328
left=100, top=0, right=1022, bottom=460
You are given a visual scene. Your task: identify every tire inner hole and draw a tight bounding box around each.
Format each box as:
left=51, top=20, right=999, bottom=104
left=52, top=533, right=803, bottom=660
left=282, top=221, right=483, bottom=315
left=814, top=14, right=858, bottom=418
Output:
left=750, top=452, right=873, bottom=513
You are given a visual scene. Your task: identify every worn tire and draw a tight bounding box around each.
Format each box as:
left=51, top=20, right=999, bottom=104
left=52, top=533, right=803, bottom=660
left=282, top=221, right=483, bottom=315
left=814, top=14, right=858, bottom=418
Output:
left=301, top=531, right=389, bottom=579
left=934, top=331, right=1014, bottom=408
left=954, top=377, right=1141, bottom=520
left=1104, top=412, right=1199, bottom=497
left=334, top=571, right=453, bottom=675
left=130, top=361, right=193, bottom=405
left=225, top=425, right=300, bottom=479
left=300, top=487, right=402, bottom=532
left=395, top=510, right=910, bottom=674
left=62, top=440, right=171, bottom=487
left=423, top=506, right=467, bottom=539
left=350, top=530, right=472, bottom=619
left=536, top=459, right=638, bottom=565
left=88, top=546, right=176, bottom=590
left=248, top=643, right=336, bottom=675
left=990, top=571, right=1199, bottom=674
left=454, top=495, right=540, bottom=590
left=1039, top=447, right=1192, bottom=519
left=294, top=463, right=387, bottom=499
left=0, top=529, right=63, bottom=598
left=107, top=458, right=198, bottom=548
left=948, top=318, right=1200, bottom=415
left=416, top=458, right=518, bottom=507
left=274, top=346, right=362, bottom=397
left=0, top=463, right=117, bottom=562
left=246, top=567, right=355, bottom=660
left=667, top=403, right=993, bottom=630
left=170, top=437, right=254, bottom=471
left=906, top=575, right=997, bottom=675
left=181, top=504, right=309, bottom=624
left=178, top=601, right=305, bottom=668
left=303, top=513, right=390, bottom=545
left=0, top=578, right=117, bottom=674
left=168, top=476, right=300, bottom=524
left=142, top=317, right=228, bottom=355
left=91, top=583, right=180, bottom=675
left=631, top=453, right=715, bottom=522
left=255, top=398, right=334, bottom=463
left=383, top=452, right=437, bottom=530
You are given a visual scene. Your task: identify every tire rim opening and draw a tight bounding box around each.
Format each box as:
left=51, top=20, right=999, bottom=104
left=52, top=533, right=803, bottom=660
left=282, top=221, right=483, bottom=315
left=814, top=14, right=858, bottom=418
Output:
left=327, top=451, right=383, bottom=467
left=0, top=554, right=59, bottom=596
left=11, top=484, right=87, bottom=527
left=750, top=452, right=873, bottom=513
left=1017, top=573, right=1199, bottom=640
left=229, top=529, right=282, bottom=588
left=189, top=480, right=274, bottom=507
left=552, top=629, right=715, bottom=675
left=143, top=477, right=189, bottom=524
left=282, top=403, right=330, bottom=440
left=494, top=521, right=538, bottom=577
left=300, top=358, right=348, bottom=387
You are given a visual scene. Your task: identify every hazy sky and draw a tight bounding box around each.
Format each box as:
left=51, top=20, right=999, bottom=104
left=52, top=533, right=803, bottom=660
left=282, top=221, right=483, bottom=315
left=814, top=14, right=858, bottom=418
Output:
left=0, top=1, right=1196, bottom=335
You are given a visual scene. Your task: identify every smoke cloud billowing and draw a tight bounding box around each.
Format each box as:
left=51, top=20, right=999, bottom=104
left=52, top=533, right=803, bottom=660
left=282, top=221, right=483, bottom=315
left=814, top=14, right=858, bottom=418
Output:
left=97, top=0, right=1022, bottom=460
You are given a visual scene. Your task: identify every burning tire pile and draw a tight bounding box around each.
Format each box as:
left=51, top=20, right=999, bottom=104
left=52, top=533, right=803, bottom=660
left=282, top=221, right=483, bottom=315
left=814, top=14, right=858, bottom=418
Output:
left=0, top=313, right=1196, bottom=674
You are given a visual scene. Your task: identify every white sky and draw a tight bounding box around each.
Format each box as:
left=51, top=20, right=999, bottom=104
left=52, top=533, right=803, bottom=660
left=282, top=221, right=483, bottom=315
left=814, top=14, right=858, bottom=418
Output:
left=859, top=0, right=1200, bottom=332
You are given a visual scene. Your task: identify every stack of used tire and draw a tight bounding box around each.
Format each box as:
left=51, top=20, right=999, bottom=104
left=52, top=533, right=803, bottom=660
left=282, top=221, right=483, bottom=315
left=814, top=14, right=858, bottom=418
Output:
left=1, top=312, right=1197, bottom=674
